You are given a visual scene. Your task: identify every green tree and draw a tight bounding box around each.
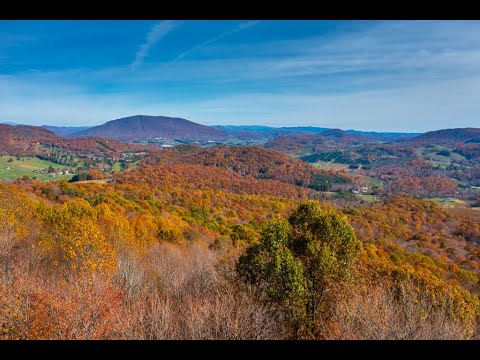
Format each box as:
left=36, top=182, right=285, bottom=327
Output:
left=437, top=149, right=451, bottom=157
left=230, top=224, right=257, bottom=246
left=237, top=200, right=362, bottom=339
left=69, top=172, right=89, bottom=182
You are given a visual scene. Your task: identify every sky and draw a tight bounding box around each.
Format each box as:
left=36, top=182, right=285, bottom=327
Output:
left=1, top=20, right=480, bottom=132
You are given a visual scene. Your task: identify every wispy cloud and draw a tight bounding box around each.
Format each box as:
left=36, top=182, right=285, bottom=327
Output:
left=171, top=20, right=260, bottom=62
left=131, top=20, right=178, bottom=69
left=3, top=20, right=480, bottom=131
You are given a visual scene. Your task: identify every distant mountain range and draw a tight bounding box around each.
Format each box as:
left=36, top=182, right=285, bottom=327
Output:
left=214, top=125, right=420, bottom=141
left=343, top=129, right=420, bottom=139
left=1, top=118, right=421, bottom=142
left=42, top=125, right=91, bottom=137
left=0, top=122, right=22, bottom=126
left=214, top=125, right=330, bottom=135
left=3, top=117, right=480, bottom=148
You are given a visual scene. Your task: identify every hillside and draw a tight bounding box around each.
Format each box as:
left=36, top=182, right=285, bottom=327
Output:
left=72, top=115, right=227, bottom=141
left=0, top=123, right=58, bottom=141
left=318, top=128, right=370, bottom=141
left=148, top=144, right=353, bottom=191
left=0, top=124, right=59, bottom=155
left=2, top=164, right=480, bottom=339
left=402, top=128, right=480, bottom=145
left=265, top=129, right=379, bottom=154
left=0, top=123, right=145, bottom=157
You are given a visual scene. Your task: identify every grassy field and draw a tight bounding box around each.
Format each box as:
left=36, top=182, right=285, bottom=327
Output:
left=358, top=174, right=385, bottom=189
left=416, top=145, right=465, bottom=164
left=311, top=161, right=349, bottom=171
left=128, top=160, right=142, bottom=171
left=357, top=194, right=379, bottom=202
left=112, top=162, right=122, bottom=172
left=296, top=146, right=316, bottom=156
left=112, top=160, right=142, bottom=172
left=428, top=197, right=456, bottom=205
left=0, top=156, right=74, bottom=182
left=427, top=197, right=480, bottom=218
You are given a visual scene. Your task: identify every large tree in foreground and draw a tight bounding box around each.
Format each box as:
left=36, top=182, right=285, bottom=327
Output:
left=237, top=200, right=362, bottom=339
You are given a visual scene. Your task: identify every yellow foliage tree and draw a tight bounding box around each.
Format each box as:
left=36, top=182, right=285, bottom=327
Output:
left=157, top=214, right=185, bottom=243
left=37, top=198, right=116, bottom=275
left=0, top=184, right=35, bottom=249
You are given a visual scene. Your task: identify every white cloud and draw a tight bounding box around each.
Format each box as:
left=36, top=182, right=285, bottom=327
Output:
left=171, top=20, right=260, bottom=62
left=131, top=20, right=178, bottom=69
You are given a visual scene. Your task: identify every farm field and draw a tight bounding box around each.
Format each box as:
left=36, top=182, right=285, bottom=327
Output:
left=358, top=174, right=385, bottom=189
left=427, top=197, right=480, bottom=218
left=357, top=194, right=379, bottom=202
left=0, top=156, right=74, bottom=182
left=112, top=159, right=142, bottom=172
left=311, top=160, right=349, bottom=171
left=415, top=145, right=466, bottom=163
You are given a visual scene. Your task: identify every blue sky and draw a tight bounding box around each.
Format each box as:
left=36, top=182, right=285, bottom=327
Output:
left=1, top=20, right=480, bottom=131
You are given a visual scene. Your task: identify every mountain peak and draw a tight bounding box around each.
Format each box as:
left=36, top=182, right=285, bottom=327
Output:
left=72, top=115, right=227, bottom=141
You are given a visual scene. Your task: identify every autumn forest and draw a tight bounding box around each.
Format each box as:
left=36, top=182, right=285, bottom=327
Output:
left=1, top=119, right=480, bottom=340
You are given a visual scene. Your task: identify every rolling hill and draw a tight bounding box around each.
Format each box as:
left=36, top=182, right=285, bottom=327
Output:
left=401, top=128, right=480, bottom=145
left=0, top=123, right=144, bottom=157
left=318, top=128, right=368, bottom=141
left=0, top=124, right=59, bottom=155
left=72, top=115, right=228, bottom=141
left=146, top=144, right=353, bottom=191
